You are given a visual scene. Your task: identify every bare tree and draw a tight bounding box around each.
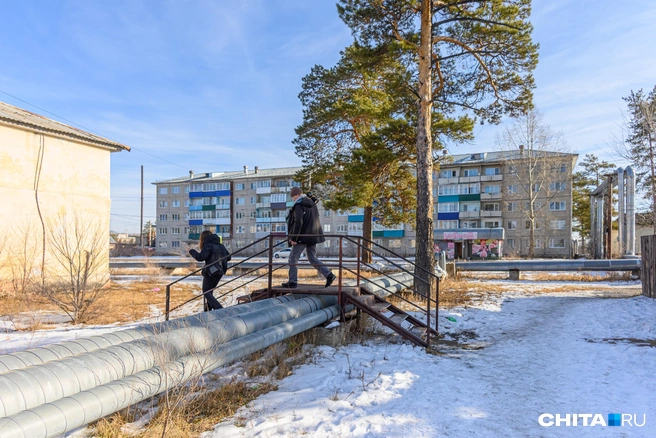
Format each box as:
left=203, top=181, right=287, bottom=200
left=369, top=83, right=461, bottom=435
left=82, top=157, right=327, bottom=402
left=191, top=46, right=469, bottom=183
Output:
left=615, top=87, right=656, bottom=233
left=7, top=222, right=39, bottom=297
left=37, top=213, right=109, bottom=323
left=496, top=110, right=572, bottom=258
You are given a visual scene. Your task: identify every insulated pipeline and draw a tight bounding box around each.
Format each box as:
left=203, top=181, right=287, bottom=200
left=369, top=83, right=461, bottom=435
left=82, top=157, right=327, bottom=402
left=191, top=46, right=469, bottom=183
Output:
left=0, top=304, right=340, bottom=438
left=0, top=295, right=334, bottom=418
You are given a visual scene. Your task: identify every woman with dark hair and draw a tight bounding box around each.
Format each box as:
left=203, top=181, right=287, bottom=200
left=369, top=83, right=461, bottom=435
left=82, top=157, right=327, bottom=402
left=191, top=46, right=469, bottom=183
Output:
left=189, top=230, right=231, bottom=311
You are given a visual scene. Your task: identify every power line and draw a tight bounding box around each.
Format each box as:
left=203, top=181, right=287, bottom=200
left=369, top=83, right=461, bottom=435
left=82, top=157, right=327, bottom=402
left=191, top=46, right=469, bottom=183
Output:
left=0, top=89, right=191, bottom=171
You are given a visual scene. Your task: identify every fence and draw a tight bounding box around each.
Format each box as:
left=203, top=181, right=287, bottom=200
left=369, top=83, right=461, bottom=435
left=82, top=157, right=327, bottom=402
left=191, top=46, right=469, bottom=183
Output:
left=642, top=235, right=656, bottom=298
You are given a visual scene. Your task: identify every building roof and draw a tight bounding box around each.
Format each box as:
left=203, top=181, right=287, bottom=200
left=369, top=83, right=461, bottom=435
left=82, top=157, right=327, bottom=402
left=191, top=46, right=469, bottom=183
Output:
left=0, top=101, right=130, bottom=152
left=154, top=166, right=303, bottom=185
left=442, top=150, right=577, bottom=166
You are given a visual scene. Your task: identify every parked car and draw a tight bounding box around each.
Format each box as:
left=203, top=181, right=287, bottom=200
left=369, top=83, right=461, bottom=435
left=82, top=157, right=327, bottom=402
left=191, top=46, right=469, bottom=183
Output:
left=273, top=248, right=306, bottom=259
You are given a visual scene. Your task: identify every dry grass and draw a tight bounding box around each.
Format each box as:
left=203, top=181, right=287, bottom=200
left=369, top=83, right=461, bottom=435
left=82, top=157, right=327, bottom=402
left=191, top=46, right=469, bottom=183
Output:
left=0, top=281, right=199, bottom=326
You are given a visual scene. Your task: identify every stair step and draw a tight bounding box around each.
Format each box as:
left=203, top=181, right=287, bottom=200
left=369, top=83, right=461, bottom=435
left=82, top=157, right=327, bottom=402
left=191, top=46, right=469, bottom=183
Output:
left=411, top=326, right=427, bottom=336
left=389, top=314, right=409, bottom=325
left=358, top=295, right=376, bottom=306
left=371, top=302, right=392, bottom=312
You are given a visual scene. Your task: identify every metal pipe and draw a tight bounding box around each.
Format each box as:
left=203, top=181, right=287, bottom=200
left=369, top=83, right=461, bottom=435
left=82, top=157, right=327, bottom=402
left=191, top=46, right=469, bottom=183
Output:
left=455, top=259, right=641, bottom=272
left=596, top=194, right=605, bottom=258
left=0, top=297, right=295, bottom=374
left=618, top=168, right=625, bottom=256
left=626, top=166, right=636, bottom=255
left=590, top=194, right=597, bottom=257
left=0, top=303, right=341, bottom=438
left=0, top=296, right=333, bottom=418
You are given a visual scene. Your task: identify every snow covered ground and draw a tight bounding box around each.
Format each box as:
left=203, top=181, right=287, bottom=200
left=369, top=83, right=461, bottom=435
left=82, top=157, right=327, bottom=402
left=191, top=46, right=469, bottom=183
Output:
left=1, top=280, right=654, bottom=437
left=206, top=284, right=655, bottom=437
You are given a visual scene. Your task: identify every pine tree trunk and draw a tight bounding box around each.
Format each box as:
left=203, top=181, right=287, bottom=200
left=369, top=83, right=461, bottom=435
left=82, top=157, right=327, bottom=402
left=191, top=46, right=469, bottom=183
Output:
left=363, top=206, right=373, bottom=264
left=414, top=0, right=434, bottom=297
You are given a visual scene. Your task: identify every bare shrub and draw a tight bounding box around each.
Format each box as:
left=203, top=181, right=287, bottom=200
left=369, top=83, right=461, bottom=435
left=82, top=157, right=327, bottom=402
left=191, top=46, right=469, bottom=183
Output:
left=7, top=222, right=39, bottom=298
left=36, top=213, right=109, bottom=324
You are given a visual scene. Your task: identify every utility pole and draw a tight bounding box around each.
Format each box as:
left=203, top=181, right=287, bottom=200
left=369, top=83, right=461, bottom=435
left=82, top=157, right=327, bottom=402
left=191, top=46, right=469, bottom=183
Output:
left=140, top=165, right=144, bottom=247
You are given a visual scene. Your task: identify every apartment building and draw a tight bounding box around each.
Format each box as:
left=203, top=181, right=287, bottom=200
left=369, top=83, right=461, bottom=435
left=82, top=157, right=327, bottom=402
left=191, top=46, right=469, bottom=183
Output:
left=153, top=166, right=416, bottom=257
left=435, top=150, right=578, bottom=258
left=154, top=148, right=577, bottom=259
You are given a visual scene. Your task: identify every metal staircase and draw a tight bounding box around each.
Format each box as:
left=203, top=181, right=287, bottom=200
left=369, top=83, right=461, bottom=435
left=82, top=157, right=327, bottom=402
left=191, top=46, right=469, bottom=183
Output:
left=165, top=234, right=441, bottom=348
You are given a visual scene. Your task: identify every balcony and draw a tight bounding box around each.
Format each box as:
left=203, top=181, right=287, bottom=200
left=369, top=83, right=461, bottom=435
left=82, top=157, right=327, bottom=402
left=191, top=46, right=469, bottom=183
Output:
left=459, top=211, right=480, bottom=219
left=481, top=192, right=502, bottom=200
left=256, top=187, right=272, bottom=195
left=256, top=202, right=270, bottom=209
left=480, top=211, right=502, bottom=217
left=438, top=177, right=459, bottom=185
left=459, top=176, right=481, bottom=183
left=217, top=232, right=231, bottom=239
left=255, top=231, right=270, bottom=238
left=271, top=216, right=286, bottom=223
left=256, top=217, right=272, bottom=223
left=271, top=187, right=290, bottom=193
left=348, top=230, right=364, bottom=237
left=481, top=174, right=503, bottom=182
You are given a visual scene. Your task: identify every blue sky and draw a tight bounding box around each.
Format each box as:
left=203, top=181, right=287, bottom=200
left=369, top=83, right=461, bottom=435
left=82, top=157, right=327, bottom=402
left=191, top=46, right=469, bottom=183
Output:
left=1, top=0, right=654, bottom=233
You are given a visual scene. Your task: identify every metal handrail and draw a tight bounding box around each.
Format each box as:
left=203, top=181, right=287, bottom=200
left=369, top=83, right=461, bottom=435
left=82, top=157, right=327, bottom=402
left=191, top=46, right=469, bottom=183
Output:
left=164, top=232, right=440, bottom=347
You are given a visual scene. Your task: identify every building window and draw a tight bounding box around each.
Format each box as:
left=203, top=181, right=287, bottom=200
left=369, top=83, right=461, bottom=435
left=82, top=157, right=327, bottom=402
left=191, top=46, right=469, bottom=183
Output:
left=250, top=211, right=257, bottom=218
left=507, top=238, right=515, bottom=249
left=525, top=201, right=542, bottom=211
left=159, top=201, right=168, bottom=208
left=389, top=239, right=402, bottom=248
left=507, top=220, right=517, bottom=230
left=532, top=183, right=540, bottom=193
left=336, top=224, right=348, bottom=232
left=509, top=165, right=517, bottom=174
left=172, top=187, right=180, bottom=194
left=235, top=198, right=245, bottom=205
left=159, top=214, right=167, bottom=221
left=550, top=201, right=566, bottom=211
left=323, top=224, right=331, bottom=232
left=460, top=221, right=478, bottom=228
left=273, top=223, right=287, bottom=232
left=550, top=182, right=566, bottom=191
left=484, top=221, right=500, bottom=228
left=550, top=219, right=566, bottom=230
left=236, top=226, right=245, bottom=234
left=250, top=197, right=256, bottom=204
left=549, top=238, right=566, bottom=248
left=250, top=183, right=256, bottom=190
left=171, top=227, right=180, bottom=234
left=235, top=212, right=244, bottom=219
left=172, top=200, right=180, bottom=208
left=185, top=200, right=191, bottom=207
left=324, top=210, right=331, bottom=217
left=439, top=184, right=458, bottom=195
left=159, top=242, right=167, bottom=248
left=185, top=186, right=190, bottom=193
left=460, top=203, right=479, bottom=212
left=348, top=223, right=363, bottom=231
left=236, top=183, right=245, bottom=190
left=438, top=202, right=459, bottom=213
left=483, top=203, right=500, bottom=212
left=440, top=169, right=457, bottom=178
left=508, top=185, right=517, bottom=194
left=535, top=239, right=542, bottom=248
left=507, top=202, right=517, bottom=212
left=171, top=214, right=180, bottom=221
left=462, top=168, right=479, bottom=177
left=171, top=241, right=180, bottom=248
left=159, top=228, right=168, bottom=235
left=159, top=187, right=168, bottom=195
left=484, top=167, right=500, bottom=176
left=437, top=220, right=458, bottom=229
left=324, top=240, right=331, bottom=248
left=257, top=180, right=271, bottom=188
left=484, top=185, right=500, bottom=194
left=560, top=163, right=567, bottom=173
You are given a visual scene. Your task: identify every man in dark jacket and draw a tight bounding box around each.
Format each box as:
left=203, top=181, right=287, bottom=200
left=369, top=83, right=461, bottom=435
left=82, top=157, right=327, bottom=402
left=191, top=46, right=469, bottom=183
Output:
left=282, top=186, right=336, bottom=288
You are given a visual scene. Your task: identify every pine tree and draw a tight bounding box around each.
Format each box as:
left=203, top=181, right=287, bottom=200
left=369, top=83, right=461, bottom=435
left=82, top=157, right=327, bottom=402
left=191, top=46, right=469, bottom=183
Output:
left=337, top=0, right=538, bottom=294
